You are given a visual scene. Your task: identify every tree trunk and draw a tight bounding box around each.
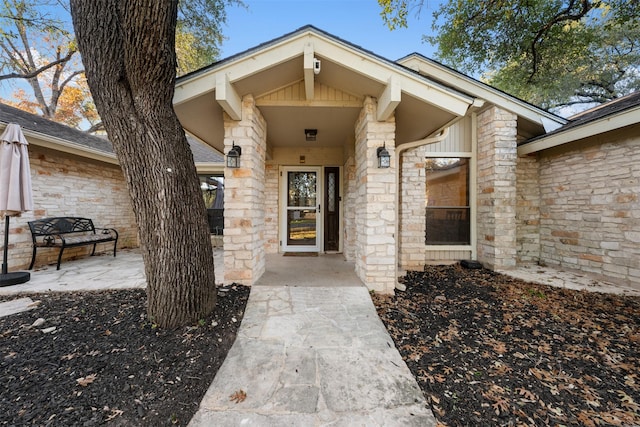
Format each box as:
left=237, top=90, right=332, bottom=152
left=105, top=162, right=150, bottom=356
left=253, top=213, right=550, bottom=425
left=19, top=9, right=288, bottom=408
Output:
left=70, top=0, right=216, bottom=328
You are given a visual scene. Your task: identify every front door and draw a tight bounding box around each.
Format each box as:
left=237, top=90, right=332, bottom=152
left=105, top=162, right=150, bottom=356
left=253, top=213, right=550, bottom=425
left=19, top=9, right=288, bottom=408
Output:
left=281, top=167, right=321, bottom=252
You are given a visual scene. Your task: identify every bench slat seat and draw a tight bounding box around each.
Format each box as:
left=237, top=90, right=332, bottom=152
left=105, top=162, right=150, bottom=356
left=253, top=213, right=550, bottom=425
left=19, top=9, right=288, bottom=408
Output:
left=28, top=217, right=119, bottom=270
left=58, top=233, right=115, bottom=246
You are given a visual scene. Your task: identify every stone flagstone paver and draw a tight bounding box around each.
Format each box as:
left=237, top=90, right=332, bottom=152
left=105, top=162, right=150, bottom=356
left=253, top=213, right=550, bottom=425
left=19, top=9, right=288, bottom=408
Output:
left=0, top=297, right=37, bottom=318
left=188, top=286, right=436, bottom=426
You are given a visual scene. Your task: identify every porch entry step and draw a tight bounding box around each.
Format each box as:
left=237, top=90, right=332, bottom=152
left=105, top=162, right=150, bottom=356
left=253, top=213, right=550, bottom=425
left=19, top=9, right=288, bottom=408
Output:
left=283, top=252, right=318, bottom=257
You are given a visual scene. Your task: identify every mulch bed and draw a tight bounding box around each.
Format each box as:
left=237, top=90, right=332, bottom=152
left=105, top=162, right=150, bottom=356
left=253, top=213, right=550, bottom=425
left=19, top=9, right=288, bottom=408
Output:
left=373, top=265, right=640, bottom=426
left=0, top=285, right=249, bottom=426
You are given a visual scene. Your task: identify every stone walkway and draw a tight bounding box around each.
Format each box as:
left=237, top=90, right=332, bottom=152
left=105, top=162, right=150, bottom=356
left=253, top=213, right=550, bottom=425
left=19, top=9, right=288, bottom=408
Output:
left=188, top=285, right=436, bottom=426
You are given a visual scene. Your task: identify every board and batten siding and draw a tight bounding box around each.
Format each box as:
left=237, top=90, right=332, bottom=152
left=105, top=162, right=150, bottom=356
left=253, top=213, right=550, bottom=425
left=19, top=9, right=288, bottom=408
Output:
left=424, top=116, right=473, bottom=154
left=256, top=81, right=362, bottom=106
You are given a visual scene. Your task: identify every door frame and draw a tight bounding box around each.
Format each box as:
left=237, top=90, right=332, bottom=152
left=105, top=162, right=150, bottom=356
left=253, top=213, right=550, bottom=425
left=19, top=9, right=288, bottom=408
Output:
left=323, top=166, right=341, bottom=253
left=280, top=166, right=323, bottom=253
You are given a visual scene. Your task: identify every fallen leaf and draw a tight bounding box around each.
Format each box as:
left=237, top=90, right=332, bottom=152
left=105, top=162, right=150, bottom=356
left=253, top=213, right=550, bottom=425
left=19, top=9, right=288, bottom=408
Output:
left=515, top=387, right=537, bottom=401
left=229, top=389, right=246, bottom=403
left=76, top=374, right=97, bottom=387
left=577, top=411, right=597, bottom=427
left=105, top=408, right=124, bottom=421
left=492, top=398, right=510, bottom=416
left=618, top=390, right=639, bottom=412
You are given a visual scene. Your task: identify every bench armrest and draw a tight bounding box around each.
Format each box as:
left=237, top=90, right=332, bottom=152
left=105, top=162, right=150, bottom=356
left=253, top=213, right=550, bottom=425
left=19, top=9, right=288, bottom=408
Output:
left=96, top=228, right=119, bottom=240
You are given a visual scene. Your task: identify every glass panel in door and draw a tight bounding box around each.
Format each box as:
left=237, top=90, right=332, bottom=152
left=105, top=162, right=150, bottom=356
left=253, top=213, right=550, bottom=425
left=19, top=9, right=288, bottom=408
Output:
left=285, top=170, right=320, bottom=250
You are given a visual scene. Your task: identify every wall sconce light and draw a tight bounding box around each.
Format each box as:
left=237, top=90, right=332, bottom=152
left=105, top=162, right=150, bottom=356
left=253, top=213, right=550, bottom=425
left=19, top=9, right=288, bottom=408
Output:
left=377, top=143, right=391, bottom=168
left=304, top=129, right=317, bottom=142
left=226, top=142, right=242, bottom=168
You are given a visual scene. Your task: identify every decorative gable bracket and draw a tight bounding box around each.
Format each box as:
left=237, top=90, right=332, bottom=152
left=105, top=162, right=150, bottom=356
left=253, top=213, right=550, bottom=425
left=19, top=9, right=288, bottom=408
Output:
left=377, top=75, right=401, bottom=121
left=303, top=43, right=315, bottom=101
left=216, top=73, right=242, bottom=121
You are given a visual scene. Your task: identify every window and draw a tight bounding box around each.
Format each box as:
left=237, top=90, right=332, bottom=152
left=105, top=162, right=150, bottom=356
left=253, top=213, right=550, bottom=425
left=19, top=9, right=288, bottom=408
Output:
left=199, top=175, right=224, bottom=235
left=425, top=158, right=470, bottom=245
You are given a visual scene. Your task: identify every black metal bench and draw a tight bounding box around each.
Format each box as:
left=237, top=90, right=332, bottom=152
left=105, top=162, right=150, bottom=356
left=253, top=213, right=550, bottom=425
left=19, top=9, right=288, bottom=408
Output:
left=28, top=217, right=119, bottom=270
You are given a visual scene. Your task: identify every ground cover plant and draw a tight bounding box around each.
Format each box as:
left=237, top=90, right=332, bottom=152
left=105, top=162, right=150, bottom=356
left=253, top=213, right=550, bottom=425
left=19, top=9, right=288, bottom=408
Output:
left=373, top=265, right=640, bottom=426
left=0, top=285, right=249, bottom=426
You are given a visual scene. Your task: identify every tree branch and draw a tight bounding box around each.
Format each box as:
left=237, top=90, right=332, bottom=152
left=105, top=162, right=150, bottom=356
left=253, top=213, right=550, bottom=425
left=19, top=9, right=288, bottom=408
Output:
left=528, top=0, right=598, bottom=82
left=85, top=121, right=104, bottom=134
left=59, top=69, right=84, bottom=92
left=0, top=49, right=77, bottom=81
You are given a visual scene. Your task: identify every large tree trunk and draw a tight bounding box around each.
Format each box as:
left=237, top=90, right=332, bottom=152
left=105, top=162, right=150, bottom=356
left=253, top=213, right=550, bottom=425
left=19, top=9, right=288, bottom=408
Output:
left=70, top=0, right=216, bottom=328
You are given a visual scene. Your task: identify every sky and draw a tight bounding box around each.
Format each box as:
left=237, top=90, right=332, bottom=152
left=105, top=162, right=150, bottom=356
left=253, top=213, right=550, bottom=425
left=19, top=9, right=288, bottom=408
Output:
left=0, top=0, right=449, bottom=125
left=217, top=0, right=442, bottom=61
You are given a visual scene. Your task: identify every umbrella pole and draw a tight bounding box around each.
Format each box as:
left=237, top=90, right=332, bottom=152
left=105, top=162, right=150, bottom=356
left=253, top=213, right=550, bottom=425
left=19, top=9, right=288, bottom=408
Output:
left=0, top=215, right=30, bottom=287
left=2, top=215, right=8, bottom=275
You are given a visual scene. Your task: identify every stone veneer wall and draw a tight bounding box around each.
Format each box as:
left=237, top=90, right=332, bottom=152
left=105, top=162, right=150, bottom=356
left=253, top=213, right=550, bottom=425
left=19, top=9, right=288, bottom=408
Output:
left=223, top=95, right=267, bottom=285
left=516, top=155, right=541, bottom=263
left=354, top=97, right=396, bottom=292
left=476, top=106, right=518, bottom=270
left=399, top=146, right=426, bottom=269
left=343, top=155, right=356, bottom=261
left=537, top=125, right=640, bottom=289
left=4, top=145, right=138, bottom=270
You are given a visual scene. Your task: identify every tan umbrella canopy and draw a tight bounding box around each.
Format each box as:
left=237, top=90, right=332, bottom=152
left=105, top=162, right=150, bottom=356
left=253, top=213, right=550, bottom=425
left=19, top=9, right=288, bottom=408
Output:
left=1, top=123, right=33, bottom=286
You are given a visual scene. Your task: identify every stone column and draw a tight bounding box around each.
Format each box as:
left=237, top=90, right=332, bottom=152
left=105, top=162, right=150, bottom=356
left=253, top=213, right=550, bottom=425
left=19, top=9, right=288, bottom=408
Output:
left=476, top=106, right=518, bottom=269
left=399, top=146, right=426, bottom=270
left=354, top=97, right=397, bottom=293
left=343, top=154, right=357, bottom=262
left=223, top=95, right=267, bottom=285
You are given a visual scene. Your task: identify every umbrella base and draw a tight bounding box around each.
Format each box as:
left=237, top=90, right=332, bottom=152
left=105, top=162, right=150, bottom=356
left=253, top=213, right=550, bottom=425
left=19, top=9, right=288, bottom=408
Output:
left=0, top=271, right=30, bottom=287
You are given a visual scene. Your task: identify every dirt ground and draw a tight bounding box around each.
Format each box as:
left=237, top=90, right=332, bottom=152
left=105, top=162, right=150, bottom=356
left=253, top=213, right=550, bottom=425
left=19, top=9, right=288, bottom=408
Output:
left=0, top=285, right=250, bottom=426
left=373, top=264, right=640, bottom=426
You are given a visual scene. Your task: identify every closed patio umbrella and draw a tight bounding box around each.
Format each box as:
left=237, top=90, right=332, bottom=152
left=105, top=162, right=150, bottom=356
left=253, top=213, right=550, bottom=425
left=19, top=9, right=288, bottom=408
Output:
left=0, top=123, right=33, bottom=286
left=212, top=178, right=224, bottom=209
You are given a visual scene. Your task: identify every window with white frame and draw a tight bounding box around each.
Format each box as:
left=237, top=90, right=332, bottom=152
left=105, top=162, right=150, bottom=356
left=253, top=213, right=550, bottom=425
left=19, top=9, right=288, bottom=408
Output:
left=425, top=158, right=471, bottom=245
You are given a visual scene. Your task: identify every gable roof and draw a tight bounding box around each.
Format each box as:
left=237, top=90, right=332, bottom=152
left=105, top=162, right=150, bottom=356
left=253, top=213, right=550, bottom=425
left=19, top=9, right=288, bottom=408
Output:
left=561, top=91, right=640, bottom=129
left=0, top=103, right=223, bottom=165
left=175, top=25, right=566, bottom=152
left=174, top=25, right=479, bottom=152
left=0, top=102, right=116, bottom=162
left=396, top=53, right=567, bottom=137
left=518, top=91, right=640, bottom=155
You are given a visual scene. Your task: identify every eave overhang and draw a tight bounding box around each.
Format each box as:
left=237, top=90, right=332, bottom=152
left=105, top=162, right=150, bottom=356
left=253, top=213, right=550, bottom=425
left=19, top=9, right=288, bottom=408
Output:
left=397, top=54, right=567, bottom=133
left=518, top=105, right=640, bottom=155
left=0, top=122, right=119, bottom=165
